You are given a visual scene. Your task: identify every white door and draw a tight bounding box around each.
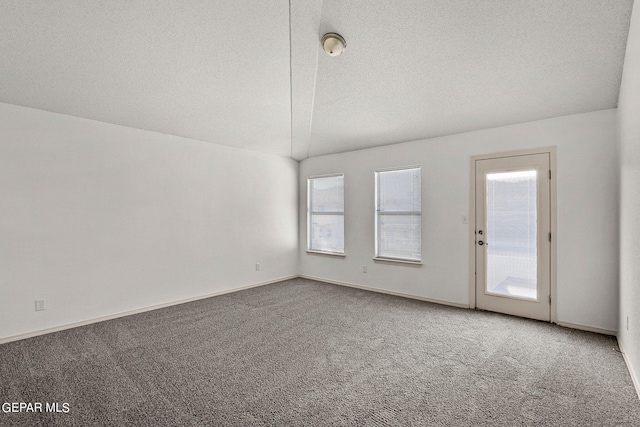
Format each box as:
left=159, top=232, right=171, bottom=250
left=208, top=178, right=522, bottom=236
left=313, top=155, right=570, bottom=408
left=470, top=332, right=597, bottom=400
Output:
left=475, top=153, right=551, bottom=321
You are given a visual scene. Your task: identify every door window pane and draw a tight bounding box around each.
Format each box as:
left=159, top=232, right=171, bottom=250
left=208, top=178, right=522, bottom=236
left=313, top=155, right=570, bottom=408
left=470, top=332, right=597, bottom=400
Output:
left=486, top=170, right=537, bottom=299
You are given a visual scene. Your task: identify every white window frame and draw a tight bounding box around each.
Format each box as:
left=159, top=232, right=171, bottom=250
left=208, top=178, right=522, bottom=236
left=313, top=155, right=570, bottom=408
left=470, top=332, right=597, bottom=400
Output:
left=374, top=166, right=422, bottom=264
left=307, top=174, right=345, bottom=256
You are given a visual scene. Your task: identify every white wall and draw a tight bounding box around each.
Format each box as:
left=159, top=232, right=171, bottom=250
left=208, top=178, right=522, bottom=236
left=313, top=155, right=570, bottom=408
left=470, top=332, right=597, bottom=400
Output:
left=0, top=103, right=298, bottom=341
left=299, top=110, right=619, bottom=332
left=618, top=1, right=640, bottom=392
left=0, top=100, right=623, bottom=342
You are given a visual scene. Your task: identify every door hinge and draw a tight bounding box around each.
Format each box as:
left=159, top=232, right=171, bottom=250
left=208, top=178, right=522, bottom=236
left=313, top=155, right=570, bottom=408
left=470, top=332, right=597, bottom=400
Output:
left=549, top=170, right=552, bottom=179
left=549, top=232, right=552, bottom=242
left=549, top=295, right=552, bottom=305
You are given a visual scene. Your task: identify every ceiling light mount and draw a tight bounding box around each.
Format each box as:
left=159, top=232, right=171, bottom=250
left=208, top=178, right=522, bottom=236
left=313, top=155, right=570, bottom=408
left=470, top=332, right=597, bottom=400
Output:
left=321, top=33, right=346, bottom=56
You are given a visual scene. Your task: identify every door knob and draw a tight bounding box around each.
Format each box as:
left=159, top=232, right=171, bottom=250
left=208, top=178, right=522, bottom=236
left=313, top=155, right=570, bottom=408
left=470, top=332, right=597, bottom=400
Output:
left=478, top=240, right=487, bottom=246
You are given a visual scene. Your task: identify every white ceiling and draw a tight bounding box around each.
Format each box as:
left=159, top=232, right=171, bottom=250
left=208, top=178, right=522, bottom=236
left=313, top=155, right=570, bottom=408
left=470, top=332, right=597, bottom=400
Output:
left=0, top=1, right=634, bottom=160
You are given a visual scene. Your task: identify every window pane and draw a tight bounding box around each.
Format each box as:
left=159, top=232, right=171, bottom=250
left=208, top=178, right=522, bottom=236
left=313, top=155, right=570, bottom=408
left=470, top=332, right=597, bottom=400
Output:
left=376, top=167, right=421, bottom=261
left=310, top=176, right=344, bottom=213
left=378, top=214, right=421, bottom=259
left=309, top=214, right=344, bottom=252
left=486, top=170, right=537, bottom=299
left=308, top=175, right=344, bottom=253
left=378, top=168, right=421, bottom=212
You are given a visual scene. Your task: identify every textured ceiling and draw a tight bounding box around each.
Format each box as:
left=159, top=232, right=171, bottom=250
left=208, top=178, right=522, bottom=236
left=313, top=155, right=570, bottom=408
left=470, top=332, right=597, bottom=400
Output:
left=0, top=1, right=634, bottom=160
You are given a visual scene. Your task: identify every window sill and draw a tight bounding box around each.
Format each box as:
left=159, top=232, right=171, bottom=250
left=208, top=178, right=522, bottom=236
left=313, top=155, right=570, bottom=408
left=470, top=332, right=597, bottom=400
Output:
left=306, top=250, right=346, bottom=258
left=373, top=257, right=422, bottom=266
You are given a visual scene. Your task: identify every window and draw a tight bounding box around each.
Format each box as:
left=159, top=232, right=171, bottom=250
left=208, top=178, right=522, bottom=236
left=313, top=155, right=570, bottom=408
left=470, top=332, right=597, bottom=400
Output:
left=308, top=174, right=345, bottom=254
left=375, top=167, right=421, bottom=262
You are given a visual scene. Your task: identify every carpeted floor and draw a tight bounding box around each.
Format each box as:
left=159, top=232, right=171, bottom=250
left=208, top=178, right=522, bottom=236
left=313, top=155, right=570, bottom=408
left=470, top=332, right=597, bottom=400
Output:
left=1, top=278, right=639, bottom=426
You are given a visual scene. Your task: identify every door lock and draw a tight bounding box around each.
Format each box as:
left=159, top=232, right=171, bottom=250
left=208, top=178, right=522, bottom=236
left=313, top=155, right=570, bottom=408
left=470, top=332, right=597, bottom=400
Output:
left=478, top=240, right=487, bottom=246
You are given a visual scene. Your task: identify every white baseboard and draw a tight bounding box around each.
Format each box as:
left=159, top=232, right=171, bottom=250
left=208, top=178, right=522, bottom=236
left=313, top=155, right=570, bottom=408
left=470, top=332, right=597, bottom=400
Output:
left=0, top=275, right=297, bottom=345
left=555, top=321, right=616, bottom=336
left=299, top=274, right=469, bottom=309
left=619, top=341, right=640, bottom=401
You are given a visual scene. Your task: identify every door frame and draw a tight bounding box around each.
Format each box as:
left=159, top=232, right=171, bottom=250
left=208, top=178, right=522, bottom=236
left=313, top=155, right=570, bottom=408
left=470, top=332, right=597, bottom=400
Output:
left=468, top=147, right=557, bottom=323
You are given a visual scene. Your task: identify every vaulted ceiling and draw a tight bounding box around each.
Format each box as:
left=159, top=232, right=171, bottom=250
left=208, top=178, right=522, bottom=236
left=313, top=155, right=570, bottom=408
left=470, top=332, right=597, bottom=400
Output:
left=0, top=1, right=634, bottom=160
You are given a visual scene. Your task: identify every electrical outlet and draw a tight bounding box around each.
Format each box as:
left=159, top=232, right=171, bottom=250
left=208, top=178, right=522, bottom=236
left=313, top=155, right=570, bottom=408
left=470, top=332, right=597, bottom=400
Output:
left=35, top=299, right=45, bottom=311
left=256, top=263, right=260, bottom=271
left=362, top=265, right=367, bottom=273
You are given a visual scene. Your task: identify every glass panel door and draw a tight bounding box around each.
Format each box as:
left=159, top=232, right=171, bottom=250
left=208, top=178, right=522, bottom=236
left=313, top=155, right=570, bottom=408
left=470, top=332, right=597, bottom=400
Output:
left=474, top=153, right=551, bottom=321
